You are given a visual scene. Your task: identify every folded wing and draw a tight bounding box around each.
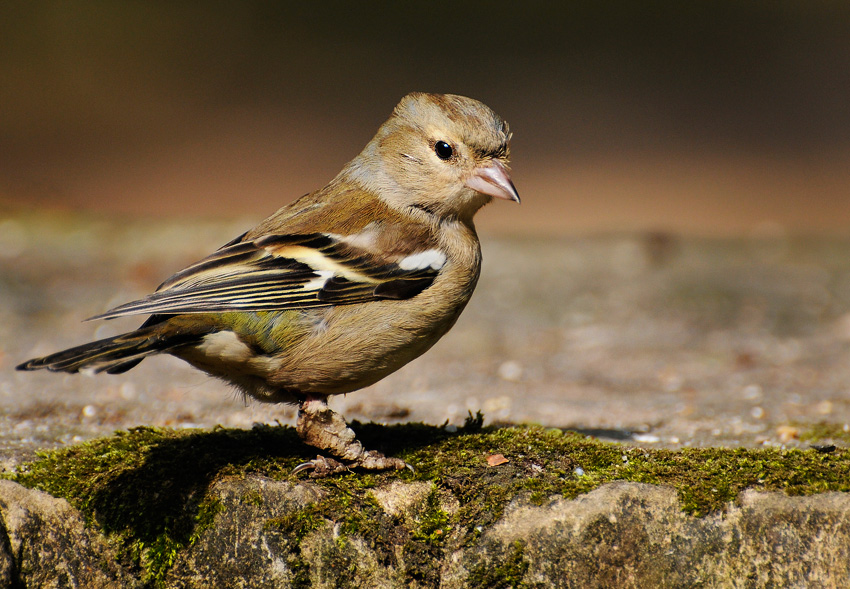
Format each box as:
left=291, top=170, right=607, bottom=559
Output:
left=90, top=233, right=439, bottom=320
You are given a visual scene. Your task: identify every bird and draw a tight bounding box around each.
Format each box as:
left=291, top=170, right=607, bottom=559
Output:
left=17, top=92, right=520, bottom=475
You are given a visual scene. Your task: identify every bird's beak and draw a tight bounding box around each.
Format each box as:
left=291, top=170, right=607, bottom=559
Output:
left=465, top=160, right=520, bottom=203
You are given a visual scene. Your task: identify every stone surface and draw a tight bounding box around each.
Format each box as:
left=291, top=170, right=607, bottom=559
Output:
left=3, top=475, right=850, bottom=587
left=0, top=479, right=138, bottom=589
left=166, top=476, right=324, bottom=588
left=455, top=482, right=850, bottom=588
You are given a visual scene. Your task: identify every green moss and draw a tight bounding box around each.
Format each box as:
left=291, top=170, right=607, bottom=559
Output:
left=189, top=496, right=226, bottom=544
left=468, top=540, right=531, bottom=589
left=264, top=504, right=329, bottom=589
left=411, top=488, right=452, bottom=545
left=7, top=419, right=850, bottom=585
left=265, top=504, right=327, bottom=541
left=241, top=489, right=265, bottom=508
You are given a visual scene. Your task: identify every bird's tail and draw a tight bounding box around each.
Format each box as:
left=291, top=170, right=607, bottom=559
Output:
left=16, top=325, right=202, bottom=375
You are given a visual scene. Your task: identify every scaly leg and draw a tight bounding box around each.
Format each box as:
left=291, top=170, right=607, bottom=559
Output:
left=293, top=396, right=409, bottom=476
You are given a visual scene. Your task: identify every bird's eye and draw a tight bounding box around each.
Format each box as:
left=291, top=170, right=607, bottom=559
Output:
left=434, top=141, right=453, bottom=160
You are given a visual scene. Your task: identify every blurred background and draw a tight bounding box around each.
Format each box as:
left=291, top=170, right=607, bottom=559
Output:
left=2, top=1, right=849, bottom=235
left=3, top=2, right=850, bottom=460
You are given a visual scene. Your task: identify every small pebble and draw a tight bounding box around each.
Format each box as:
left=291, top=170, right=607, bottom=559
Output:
left=742, top=384, right=762, bottom=400
left=497, top=360, right=523, bottom=382
left=816, top=400, right=833, bottom=415
left=776, top=425, right=799, bottom=443
left=120, top=383, right=136, bottom=400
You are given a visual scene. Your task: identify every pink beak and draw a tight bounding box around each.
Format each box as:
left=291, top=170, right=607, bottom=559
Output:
left=465, top=160, right=520, bottom=203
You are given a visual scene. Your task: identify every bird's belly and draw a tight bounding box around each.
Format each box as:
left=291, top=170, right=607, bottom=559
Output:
left=173, top=296, right=468, bottom=402
left=263, top=299, right=465, bottom=395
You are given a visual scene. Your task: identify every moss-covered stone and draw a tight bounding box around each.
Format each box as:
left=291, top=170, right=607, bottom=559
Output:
left=6, top=418, right=850, bottom=585
left=467, top=540, right=531, bottom=589
left=7, top=424, right=305, bottom=585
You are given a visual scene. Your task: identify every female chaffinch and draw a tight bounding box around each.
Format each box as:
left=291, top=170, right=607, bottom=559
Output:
left=18, top=92, right=519, bottom=475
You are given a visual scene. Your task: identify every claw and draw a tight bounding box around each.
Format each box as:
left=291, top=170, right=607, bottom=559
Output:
left=292, top=455, right=349, bottom=478
left=292, top=460, right=317, bottom=475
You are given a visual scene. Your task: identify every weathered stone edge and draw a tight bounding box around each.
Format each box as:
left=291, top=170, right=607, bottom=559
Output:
left=1, top=476, right=849, bottom=588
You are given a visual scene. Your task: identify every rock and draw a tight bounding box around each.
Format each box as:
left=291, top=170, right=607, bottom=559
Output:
left=168, top=477, right=456, bottom=588
left=166, top=475, right=325, bottom=588
left=165, top=477, right=850, bottom=587
left=370, top=480, right=434, bottom=520
left=2, top=476, right=850, bottom=587
left=0, top=479, right=138, bottom=589
left=453, top=481, right=850, bottom=587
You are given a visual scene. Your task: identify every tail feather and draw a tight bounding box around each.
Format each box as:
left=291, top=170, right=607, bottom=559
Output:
left=103, top=357, right=146, bottom=374
left=16, top=328, right=202, bottom=374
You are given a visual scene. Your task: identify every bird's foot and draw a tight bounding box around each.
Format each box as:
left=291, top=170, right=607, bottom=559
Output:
left=292, top=452, right=410, bottom=477
left=293, top=397, right=410, bottom=477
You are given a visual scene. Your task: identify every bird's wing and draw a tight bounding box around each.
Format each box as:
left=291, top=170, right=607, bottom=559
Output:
left=89, top=233, right=442, bottom=320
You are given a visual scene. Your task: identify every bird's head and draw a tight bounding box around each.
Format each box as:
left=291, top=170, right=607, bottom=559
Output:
left=348, top=92, right=519, bottom=225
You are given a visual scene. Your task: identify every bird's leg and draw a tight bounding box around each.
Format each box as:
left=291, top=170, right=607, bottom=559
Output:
left=293, top=396, right=409, bottom=476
